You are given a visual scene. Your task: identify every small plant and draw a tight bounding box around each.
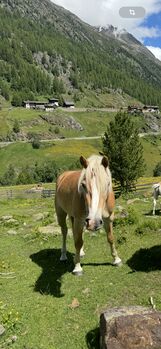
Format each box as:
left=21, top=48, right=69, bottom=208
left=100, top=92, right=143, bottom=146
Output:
left=125, top=207, right=140, bottom=225
left=117, top=235, right=127, bottom=245
left=135, top=219, right=159, bottom=235
left=0, top=301, right=20, bottom=330
left=0, top=260, right=11, bottom=272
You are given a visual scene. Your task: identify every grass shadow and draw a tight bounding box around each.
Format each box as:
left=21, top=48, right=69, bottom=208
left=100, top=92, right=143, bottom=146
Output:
left=82, top=262, right=112, bottom=267
left=127, top=245, right=161, bottom=272
left=30, top=248, right=74, bottom=298
left=86, top=327, right=100, bottom=349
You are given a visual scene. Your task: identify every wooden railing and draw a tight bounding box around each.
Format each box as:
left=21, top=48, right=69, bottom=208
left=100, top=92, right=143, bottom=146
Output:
left=113, top=182, right=158, bottom=196
left=41, top=189, right=55, bottom=198
left=0, top=181, right=160, bottom=201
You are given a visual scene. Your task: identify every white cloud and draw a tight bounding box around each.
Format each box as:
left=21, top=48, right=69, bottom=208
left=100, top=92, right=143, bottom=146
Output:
left=52, top=0, right=161, bottom=41
left=146, top=46, right=161, bottom=60
left=133, top=26, right=160, bottom=42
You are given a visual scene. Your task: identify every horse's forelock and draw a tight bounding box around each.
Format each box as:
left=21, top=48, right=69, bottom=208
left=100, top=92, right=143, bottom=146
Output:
left=78, top=155, right=112, bottom=194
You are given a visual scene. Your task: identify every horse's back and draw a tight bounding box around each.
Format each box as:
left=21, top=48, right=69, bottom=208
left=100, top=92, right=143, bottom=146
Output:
left=55, top=170, right=83, bottom=217
left=56, top=170, right=81, bottom=192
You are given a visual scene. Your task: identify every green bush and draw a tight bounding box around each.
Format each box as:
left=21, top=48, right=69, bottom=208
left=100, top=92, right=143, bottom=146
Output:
left=153, top=161, right=161, bottom=176
left=31, top=135, right=41, bottom=149
left=13, top=119, right=20, bottom=133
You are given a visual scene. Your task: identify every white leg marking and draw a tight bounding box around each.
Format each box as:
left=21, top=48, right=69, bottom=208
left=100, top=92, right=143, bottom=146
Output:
left=80, top=247, right=85, bottom=257
left=112, top=256, right=122, bottom=266
left=72, top=263, right=83, bottom=275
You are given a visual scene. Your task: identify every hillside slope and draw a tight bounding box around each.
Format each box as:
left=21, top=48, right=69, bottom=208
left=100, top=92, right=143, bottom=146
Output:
left=0, top=0, right=161, bottom=107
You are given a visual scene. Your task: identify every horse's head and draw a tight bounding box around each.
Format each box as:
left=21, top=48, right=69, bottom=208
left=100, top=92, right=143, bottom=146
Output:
left=79, top=154, right=112, bottom=231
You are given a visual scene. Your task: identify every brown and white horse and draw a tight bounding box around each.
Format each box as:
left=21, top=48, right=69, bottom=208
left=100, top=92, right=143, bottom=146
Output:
left=55, top=154, right=122, bottom=275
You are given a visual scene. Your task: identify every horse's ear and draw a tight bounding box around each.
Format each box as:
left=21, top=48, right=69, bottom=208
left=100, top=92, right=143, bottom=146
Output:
left=80, top=156, right=88, bottom=168
left=101, top=156, right=109, bottom=168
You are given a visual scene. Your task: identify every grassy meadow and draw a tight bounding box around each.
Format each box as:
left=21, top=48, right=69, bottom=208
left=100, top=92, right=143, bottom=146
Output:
left=0, top=134, right=161, bottom=177
left=1, top=103, right=161, bottom=347
left=0, top=103, right=160, bottom=177
left=1, top=188, right=161, bottom=348
left=0, top=102, right=144, bottom=140
left=0, top=106, right=116, bottom=139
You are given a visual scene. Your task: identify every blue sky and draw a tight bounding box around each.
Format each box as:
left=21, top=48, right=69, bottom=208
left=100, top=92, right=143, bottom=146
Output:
left=52, top=0, right=161, bottom=59
left=143, top=11, right=161, bottom=59
left=143, top=12, right=161, bottom=46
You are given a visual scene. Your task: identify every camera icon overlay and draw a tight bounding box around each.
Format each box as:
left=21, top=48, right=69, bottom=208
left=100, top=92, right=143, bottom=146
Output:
left=119, top=7, right=146, bottom=19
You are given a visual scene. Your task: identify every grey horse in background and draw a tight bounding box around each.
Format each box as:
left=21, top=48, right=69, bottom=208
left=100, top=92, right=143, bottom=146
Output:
left=152, top=183, right=161, bottom=215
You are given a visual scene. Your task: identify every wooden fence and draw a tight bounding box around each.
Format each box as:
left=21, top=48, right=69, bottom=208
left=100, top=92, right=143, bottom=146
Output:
left=0, top=182, right=158, bottom=201
left=114, top=182, right=157, bottom=196
left=0, top=188, right=55, bottom=201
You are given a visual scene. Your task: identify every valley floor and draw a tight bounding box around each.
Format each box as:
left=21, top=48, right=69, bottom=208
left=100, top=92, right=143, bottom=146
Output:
left=1, top=187, right=161, bottom=348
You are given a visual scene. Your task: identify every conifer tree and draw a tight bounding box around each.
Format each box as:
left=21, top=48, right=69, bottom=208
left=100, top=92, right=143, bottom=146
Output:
left=102, top=112, right=145, bottom=191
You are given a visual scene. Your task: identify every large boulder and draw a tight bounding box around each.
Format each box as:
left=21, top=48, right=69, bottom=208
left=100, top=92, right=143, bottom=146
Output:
left=100, top=306, right=161, bottom=349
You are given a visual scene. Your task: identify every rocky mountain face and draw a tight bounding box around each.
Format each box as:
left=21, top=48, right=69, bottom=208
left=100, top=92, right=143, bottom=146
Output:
left=0, top=0, right=161, bottom=107
left=95, top=24, right=156, bottom=59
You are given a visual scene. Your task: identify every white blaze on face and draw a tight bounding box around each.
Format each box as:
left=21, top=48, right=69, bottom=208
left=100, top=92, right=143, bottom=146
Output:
left=88, top=176, right=99, bottom=219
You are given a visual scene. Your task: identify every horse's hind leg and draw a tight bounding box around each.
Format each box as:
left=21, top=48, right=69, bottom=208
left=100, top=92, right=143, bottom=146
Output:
left=153, top=198, right=156, bottom=215
left=104, top=215, right=122, bottom=266
left=56, top=207, right=68, bottom=261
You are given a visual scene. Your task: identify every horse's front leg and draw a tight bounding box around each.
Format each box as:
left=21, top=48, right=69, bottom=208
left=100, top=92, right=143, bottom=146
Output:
left=72, top=218, right=84, bottom=276
left=104, top=215, right=122, bottom=266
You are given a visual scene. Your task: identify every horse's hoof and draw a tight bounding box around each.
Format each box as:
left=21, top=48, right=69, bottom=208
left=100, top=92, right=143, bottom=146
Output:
left=72, top=270, right=83, bottom=276
left=115, top=261, right=123, bottom=267
left=60, top=256, right=67, bottom=262
left=113, top=258, right=122, bottom=267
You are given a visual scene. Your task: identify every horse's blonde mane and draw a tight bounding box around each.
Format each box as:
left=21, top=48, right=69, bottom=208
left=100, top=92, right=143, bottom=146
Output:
left=78, top=155, right=112, bottom=194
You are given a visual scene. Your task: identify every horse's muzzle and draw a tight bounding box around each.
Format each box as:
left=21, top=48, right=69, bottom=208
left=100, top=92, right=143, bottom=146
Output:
left=86, top=218, right=103, bottom=231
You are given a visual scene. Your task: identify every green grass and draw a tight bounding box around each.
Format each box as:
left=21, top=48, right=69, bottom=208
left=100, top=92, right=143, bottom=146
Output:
left=0, top=104, right=160, bottom=178
left=0, top=134, right=161, bottom=177
left=1, top=189, right=161, bottom=348
left=0, top=105, right=144, bottom=140
left=0, top=139, right=102, bottom=175
left=142, top=135, right=161, bottom=176
left=0, top=106, right=115, bottom=139
left=74, top=89, right=141, bottom=108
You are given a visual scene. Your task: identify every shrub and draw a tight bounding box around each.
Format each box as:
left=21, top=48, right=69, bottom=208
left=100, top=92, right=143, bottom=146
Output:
left=31, top=135, right=41, bottom=149
left=153, top=161, right=161, bottom=176
left=13, top=119, right=20, bottom=133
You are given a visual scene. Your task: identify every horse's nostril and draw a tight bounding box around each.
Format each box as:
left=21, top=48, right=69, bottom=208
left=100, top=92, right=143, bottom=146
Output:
left=100, top=219, right=103, bottom=225
left=86, top=218, right=89, bottom=223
